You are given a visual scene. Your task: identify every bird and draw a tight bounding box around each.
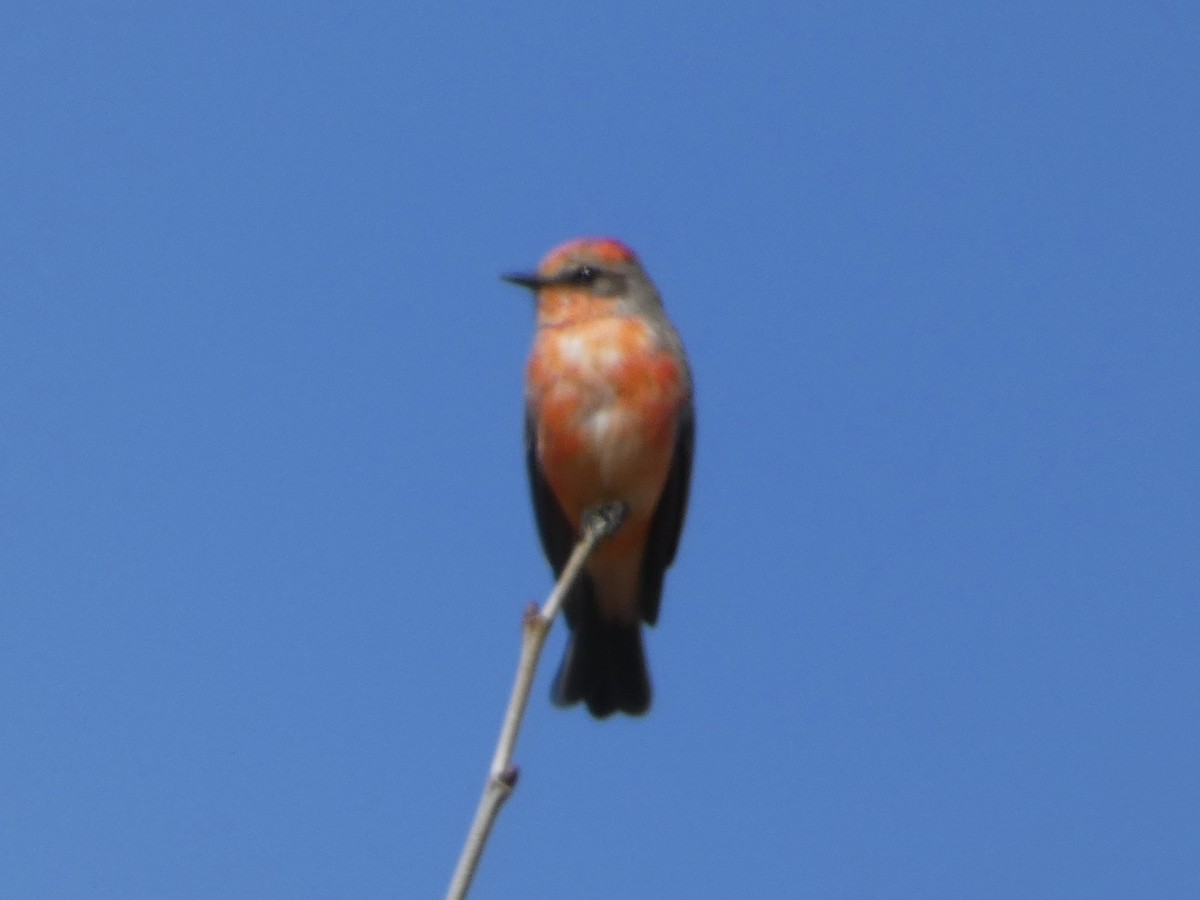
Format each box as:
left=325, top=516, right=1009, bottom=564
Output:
left=503, top=237, right=694, bottom=718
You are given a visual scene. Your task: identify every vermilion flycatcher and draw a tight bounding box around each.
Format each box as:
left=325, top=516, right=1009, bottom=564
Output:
left=504, top=238, right=694, bottom=718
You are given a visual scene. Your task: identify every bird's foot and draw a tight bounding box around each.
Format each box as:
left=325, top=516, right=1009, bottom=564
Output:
left=583, top=501, right=629, bottom=542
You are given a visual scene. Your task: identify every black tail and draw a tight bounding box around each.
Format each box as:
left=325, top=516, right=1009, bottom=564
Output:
left=552, top=601, right=651, bottom=718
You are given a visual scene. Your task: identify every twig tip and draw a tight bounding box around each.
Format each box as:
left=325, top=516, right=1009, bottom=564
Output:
left=585, top=500, right=629, bottom=541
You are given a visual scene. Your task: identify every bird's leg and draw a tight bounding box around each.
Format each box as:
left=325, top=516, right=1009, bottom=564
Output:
left=583, top=501, right=629, bottom=543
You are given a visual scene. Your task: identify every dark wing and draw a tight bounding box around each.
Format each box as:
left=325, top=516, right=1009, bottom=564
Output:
left=526, top=411, right=593, bottom=634
left=525, top=411, right=576, bottom=578
left=638, top=404, right=695, bottom=625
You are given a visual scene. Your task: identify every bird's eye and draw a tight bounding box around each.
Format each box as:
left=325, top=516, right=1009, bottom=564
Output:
left=570, top=266, right=599, bottom=284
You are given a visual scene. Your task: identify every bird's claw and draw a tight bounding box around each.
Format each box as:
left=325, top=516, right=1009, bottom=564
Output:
left=584, top=501, right=629, bottom=542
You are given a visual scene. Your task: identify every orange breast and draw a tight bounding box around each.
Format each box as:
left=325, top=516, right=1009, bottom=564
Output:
left=527, top=313, right=687, bottom=532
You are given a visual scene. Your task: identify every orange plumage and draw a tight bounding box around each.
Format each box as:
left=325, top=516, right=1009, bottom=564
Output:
left=505, top=238, right=694, bottom=717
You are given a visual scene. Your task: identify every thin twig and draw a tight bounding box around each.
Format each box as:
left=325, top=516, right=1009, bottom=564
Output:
left=446, top=502, right=627, bottom=900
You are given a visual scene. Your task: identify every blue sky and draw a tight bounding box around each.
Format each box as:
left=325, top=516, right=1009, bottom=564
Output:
left=3, top=2, right=1197, bottom=897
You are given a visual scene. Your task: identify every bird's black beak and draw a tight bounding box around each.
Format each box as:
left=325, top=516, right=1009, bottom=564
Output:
left=501, top=271, right=548, bottom=290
